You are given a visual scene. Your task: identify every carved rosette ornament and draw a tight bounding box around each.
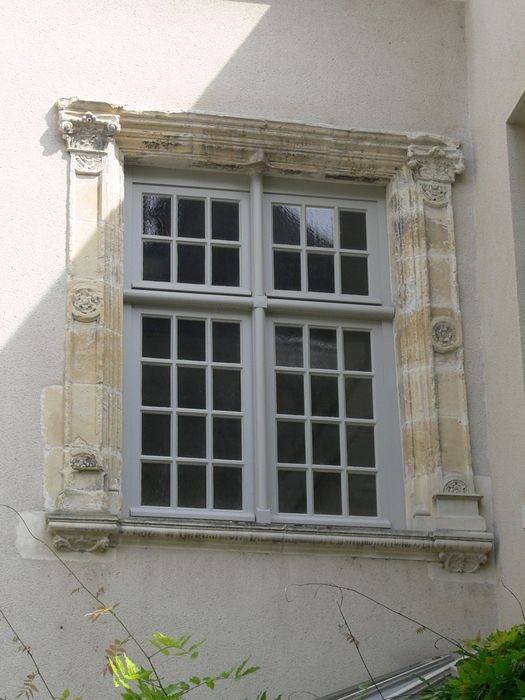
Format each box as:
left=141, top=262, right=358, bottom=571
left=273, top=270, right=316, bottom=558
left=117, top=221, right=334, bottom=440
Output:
left=70, top=451, right=102, bottom=471
left=431, top=316, right=461, bottom=353
left=443, top=479, right=469, bottom=495
left=420, top=182, right=449, bottom=207
left=439, top=552, right=487, bottom=574
left=70, top=286, right=102, bottom=322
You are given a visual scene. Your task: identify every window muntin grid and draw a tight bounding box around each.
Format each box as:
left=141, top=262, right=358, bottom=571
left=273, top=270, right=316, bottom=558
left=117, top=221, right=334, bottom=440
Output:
left=266, top=194, right=376, bottom=301
left=126, top=172, right=400, bottom=525
left=139, top=311, right=250, bottom=514
left=133, top=183, right=250, bottom=294
left=271, top=321, right=378, bottom=519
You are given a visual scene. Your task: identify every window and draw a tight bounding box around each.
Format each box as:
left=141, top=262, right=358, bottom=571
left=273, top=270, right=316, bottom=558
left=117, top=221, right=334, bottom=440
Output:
left=124, top=170, right=402, bottom=527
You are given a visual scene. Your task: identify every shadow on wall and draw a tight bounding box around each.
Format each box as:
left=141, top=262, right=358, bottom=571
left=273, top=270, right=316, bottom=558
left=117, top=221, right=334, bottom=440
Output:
left=507, top=97, right=525, bottom=384
left=191, top=0, right=467, bottom=135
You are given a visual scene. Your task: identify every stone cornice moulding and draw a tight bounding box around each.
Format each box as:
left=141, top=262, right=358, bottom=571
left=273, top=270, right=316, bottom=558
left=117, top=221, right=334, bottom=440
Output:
left=48, top=97, right=493, bottom=570
left=56, top=98, right=463, bottom=183
left=47, top=513, right=493, bottom=572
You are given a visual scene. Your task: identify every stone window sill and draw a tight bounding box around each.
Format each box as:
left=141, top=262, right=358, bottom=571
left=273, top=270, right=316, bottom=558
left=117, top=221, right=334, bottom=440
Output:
left=47, top=512, right=493, bottom=573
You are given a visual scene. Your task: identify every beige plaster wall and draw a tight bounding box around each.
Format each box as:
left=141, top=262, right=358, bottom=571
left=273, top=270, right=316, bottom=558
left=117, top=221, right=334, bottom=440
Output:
left=465, top=0, right=525, bottom=626
left=0, top=0, right=499, bottom=696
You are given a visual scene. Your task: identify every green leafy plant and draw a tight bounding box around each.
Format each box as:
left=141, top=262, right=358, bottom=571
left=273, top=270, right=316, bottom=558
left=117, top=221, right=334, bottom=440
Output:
left=420, top=624, right=525, bottom=700
left=0, top=506, right=281, bottom=700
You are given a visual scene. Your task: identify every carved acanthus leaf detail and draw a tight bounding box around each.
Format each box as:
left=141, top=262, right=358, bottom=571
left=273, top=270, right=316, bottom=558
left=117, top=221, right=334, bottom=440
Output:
left=70, top=286, right=102, bottom=322
left=72, top=153, right=104, bottom=174
left=439, top=552, right=487, bottom=574
left=59, top=110, right=120, bottom=153
left=407, top=144, right=464, bottom=183
left=70, top=452, right=102, bottom=471
left=53, top=534, right=111, bottom=553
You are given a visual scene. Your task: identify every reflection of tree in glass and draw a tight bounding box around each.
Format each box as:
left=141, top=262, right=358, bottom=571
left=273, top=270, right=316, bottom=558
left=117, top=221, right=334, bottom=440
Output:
left=143, top=194, right=171, bottom=236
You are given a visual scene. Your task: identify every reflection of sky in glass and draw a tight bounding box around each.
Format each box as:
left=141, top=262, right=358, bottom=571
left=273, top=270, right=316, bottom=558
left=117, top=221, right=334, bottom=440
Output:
left=306, top=207, right=334, bottom=247
left=273, top=204, right=300, bottom=244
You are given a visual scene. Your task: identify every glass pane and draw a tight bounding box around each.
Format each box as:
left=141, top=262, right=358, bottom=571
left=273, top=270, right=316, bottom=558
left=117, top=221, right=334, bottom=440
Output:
left=142, top=413, right=171, bottom=456
left=346, top=425, right=375, bottom=467
left=341, top=256, right=369, bottom=295
left=212, top=246, right=239, bottom=286
left=312, top=423, right=340, bottom=465
left=344, top=331, right=372, bottom=371
left=311, top=375, right=339, bottom=417
left=213, top=322, right=240, bottom=363
left=273, top=204, right=300, bottom=245
left=345, top=377, right=374, bottom=419
left=142, top=317, right=171, bottom=359
left=213, top=369, right=241, bottom=412
left=340, top=210, right=367, bottom=250
left=214, top=466, right=242, bottom=510
left=277, top=421, right=305, bottom=463
left=143, top=194, right=171, bottom=237
left=306, top=207, right=333, bottom=248
left=212, top=201, right=239, bottom=241
left=278, top=470, right=307, bottom=513
left=177, top=367, right=206, bottom=409
left=275, top=326, right=303, bottom=367
left=141, top=462, right=170, bottom=506
left=213, top=417, right=242, bottom=460
left=177, top=319, right=205, bottom=361
left=143, top=241, right=171, bottom=282
left=307, top=253, right=335, bottom=293
left=276, top=373, right=304, bottom=415
left=274, top=250, right=301, bottom=291
left=177, top=415, right=206, bottom=458
left=348, top=473, right=377, bottom=516
left=142, top=365, right=171, bottom=407
left=309, top=328, right=337, bottom=369
left=177, top=244, right=205, bottom=284
left=178, top=199, right=205, bottom=239
left=177, top=463, right=207, bottom=508
left=313, top=471, right=342, bottom=515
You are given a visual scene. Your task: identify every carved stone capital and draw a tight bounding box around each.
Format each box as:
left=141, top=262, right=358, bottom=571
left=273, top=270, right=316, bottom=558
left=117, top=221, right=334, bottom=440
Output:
left=438, top=551, right=487, bottom=574
left=59, top=109, right=120, bottom=154
left=431, top=315, right=461, bottom=353
left=407, top=144, right=464, bottom=183
left=53, top=534, right=111, bottom=553
left=70, top=451, right=103, bottom=472
left=69, top=285, right=102, bottom=322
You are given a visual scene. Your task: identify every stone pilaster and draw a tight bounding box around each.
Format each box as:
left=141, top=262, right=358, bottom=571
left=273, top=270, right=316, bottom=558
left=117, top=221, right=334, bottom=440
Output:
left=56, top=109, right=123, bottom=516
left=389, top=144, right=485, bottom=532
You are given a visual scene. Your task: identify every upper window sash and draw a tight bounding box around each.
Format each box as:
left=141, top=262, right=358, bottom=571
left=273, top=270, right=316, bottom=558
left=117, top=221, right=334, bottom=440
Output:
left=264, top=192, right=388, bottom=305
left=127, top=182, right=251, bottom=295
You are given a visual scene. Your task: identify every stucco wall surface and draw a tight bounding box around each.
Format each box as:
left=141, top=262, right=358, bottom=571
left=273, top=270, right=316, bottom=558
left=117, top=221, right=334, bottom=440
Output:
left=465, top=0, right=525, bottom=627
left=0, top=0, right=499, bottom=696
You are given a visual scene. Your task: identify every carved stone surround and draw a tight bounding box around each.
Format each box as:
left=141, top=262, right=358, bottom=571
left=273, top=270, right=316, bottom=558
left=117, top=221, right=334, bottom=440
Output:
left=46, top=98, right=492, bottom=569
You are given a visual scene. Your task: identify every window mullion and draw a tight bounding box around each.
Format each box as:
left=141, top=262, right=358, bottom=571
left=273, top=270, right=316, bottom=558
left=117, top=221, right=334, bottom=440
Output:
left=250, top=172, right=271, bottom=523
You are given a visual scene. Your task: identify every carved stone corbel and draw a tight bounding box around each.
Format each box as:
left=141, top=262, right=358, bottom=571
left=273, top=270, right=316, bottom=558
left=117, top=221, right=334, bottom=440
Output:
left=53, top=534, right=111, bottom=553
left=438, top=552, right=488, bottom=574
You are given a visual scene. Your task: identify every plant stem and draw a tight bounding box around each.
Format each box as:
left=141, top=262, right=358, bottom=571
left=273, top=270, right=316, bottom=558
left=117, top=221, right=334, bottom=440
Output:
left=0, top=504, right=168, bottom=697
left=0, top=605, right=55, bottom=699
